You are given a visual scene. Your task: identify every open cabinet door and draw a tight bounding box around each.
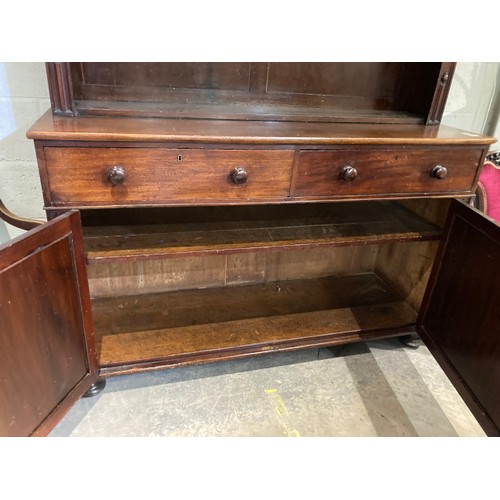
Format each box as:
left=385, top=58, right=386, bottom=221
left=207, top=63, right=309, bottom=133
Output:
left=418, top=199, right=500, bottom=436
left=0, top=211, right=98, bottom=436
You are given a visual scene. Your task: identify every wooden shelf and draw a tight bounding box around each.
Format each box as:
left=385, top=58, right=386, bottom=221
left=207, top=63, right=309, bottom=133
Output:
left=93, top=272, right=418, bottom=375
left=76, top=99, right=425, bottom=124
left=83, top=201, right=441, bottom=263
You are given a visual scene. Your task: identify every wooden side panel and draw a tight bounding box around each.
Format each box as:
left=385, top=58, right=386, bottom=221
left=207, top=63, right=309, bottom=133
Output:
left=0, top=212, right=97, bottom=436
left=418, top=200, right=500, bottom=436
left=375, top=240, right=439, bottom=312
left=374, top=199, right=447, bottom=311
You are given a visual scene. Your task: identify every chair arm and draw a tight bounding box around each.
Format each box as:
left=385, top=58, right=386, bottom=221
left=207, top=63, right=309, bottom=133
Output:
left=0, top=199, right=44, bottom=231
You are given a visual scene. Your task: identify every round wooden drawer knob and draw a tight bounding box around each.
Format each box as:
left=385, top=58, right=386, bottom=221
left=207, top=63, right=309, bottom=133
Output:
left=431, top=165, right=448, bottom=179
left=107, top=166, right=126, bottom=186
left=340, top=165, right=358, bottom=182
left=230, top=166, right=248, bottom=184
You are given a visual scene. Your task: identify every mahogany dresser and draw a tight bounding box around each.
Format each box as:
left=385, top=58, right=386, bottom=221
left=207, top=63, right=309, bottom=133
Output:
left=1, top=63, right=499, bottom=436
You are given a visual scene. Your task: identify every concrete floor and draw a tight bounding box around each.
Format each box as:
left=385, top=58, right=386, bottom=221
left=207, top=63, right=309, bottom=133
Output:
left=50, top=337, right=485, bottom=437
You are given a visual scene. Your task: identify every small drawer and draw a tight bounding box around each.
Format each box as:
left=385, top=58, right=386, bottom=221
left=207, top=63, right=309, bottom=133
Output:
left=292, top=147, right=485, bottom=198
left=43, top=147, right=294, bottom=206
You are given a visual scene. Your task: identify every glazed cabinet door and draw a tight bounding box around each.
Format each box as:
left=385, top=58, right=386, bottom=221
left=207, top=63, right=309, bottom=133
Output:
left=0, top=211, right=98, bottom=436
left=417, top=199, right=500, bottom=436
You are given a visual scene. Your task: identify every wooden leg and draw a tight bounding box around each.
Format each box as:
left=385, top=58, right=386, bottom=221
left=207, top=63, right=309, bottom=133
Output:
left=82, top=379, right=106, bottom=397
left=399, top=332, right=422, bottom=349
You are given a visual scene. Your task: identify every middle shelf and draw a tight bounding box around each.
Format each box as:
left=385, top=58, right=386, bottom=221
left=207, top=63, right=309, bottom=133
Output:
left=82, top=200, right=442, bottom=262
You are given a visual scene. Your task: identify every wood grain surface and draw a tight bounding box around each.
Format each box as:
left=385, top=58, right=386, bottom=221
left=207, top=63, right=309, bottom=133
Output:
left=48, top=63, right=453, bottom=124
left=27, top=110, right=496, bottom=145
left=0, top=212, right=97, bottom=436
left=82, top=200, right=442, bottom=262
left=90, top=272, right=417, bottom=373
left=292, top=147, right=485, bottom=198
left=98, top=301, right=416, bottom=374
left=418, top=200, right=500, bottom=436
left=43, top=147, right=293, bottom=206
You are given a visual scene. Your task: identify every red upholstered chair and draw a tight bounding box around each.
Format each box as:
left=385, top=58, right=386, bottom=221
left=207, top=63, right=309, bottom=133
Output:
left=476, top=152, right=500, bottom=222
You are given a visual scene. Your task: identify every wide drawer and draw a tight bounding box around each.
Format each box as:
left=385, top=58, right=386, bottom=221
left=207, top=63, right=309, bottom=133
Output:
left=43, top=147, right=294, bottom=206
left=292, top=147, right=485, bottom=198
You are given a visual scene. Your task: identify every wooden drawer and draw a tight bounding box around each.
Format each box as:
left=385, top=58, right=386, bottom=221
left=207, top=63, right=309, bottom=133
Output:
left=292, top=147, right=485, bottom=198
left=43, top=147, right=294, bottom=206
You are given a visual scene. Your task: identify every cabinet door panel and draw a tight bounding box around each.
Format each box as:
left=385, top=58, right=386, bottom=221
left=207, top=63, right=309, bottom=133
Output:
left=0, top=212, right=97, bottom=436
left=418, top=199, right=500, bottom=436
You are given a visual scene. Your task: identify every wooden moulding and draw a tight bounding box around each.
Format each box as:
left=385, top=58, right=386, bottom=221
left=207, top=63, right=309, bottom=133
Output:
left=92, top=272, right=418, bottom=375
left=46, top=63, right=77, bottom=116
left=82, top=201, right=442, bottom=263
left=426, top=63, right=456, bottom=125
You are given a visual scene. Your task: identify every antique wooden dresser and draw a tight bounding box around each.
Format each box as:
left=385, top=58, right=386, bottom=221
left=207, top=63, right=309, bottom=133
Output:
left=1, top=63, right=499, bottom=436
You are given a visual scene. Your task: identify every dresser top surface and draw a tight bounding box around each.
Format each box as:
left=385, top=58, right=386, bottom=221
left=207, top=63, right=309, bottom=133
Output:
left=27, top=110, right=496, bottom=146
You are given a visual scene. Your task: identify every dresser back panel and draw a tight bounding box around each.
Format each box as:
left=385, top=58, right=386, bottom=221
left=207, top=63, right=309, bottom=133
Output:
left=46, top=62, right=453, bottom=124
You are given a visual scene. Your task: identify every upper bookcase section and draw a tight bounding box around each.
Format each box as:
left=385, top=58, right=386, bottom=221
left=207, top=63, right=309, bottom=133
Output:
left=46, top=62, right=455, bottom=125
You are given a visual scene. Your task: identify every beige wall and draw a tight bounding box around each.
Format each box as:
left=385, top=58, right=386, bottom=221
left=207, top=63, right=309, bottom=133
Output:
left=1, top=62, right=499, bottom=243
left=441, top=62, right=500, bottom=141
left=0, top=63, right=49, bottom=242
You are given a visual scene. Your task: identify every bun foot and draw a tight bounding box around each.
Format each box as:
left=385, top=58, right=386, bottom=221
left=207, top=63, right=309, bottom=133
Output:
left=399, top=333, right=422, bottom=349
left=83, top=379, right=106, bottom=397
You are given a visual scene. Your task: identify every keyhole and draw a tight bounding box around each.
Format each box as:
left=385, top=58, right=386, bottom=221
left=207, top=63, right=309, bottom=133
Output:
left=177, top=155, right=183, bottom=162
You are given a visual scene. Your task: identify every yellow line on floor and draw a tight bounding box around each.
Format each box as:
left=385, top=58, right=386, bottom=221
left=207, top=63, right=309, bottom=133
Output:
left=264, top=389, right=301, bottom=437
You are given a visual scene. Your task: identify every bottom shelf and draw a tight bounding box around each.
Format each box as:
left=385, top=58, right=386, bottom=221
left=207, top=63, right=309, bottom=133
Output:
left=92, top=272, right=417, bottom=375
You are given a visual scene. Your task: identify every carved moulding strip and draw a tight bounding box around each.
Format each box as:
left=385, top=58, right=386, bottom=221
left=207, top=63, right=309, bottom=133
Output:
left=426, top=62, right=456, bottom=125
left=46, top=62, right=77, bottom=116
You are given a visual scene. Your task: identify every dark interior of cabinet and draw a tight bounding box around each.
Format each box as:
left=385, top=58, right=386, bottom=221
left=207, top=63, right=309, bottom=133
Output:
left=79, top=199, right=448, bottom=375
left=67, top=62, right=443, bottom=123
